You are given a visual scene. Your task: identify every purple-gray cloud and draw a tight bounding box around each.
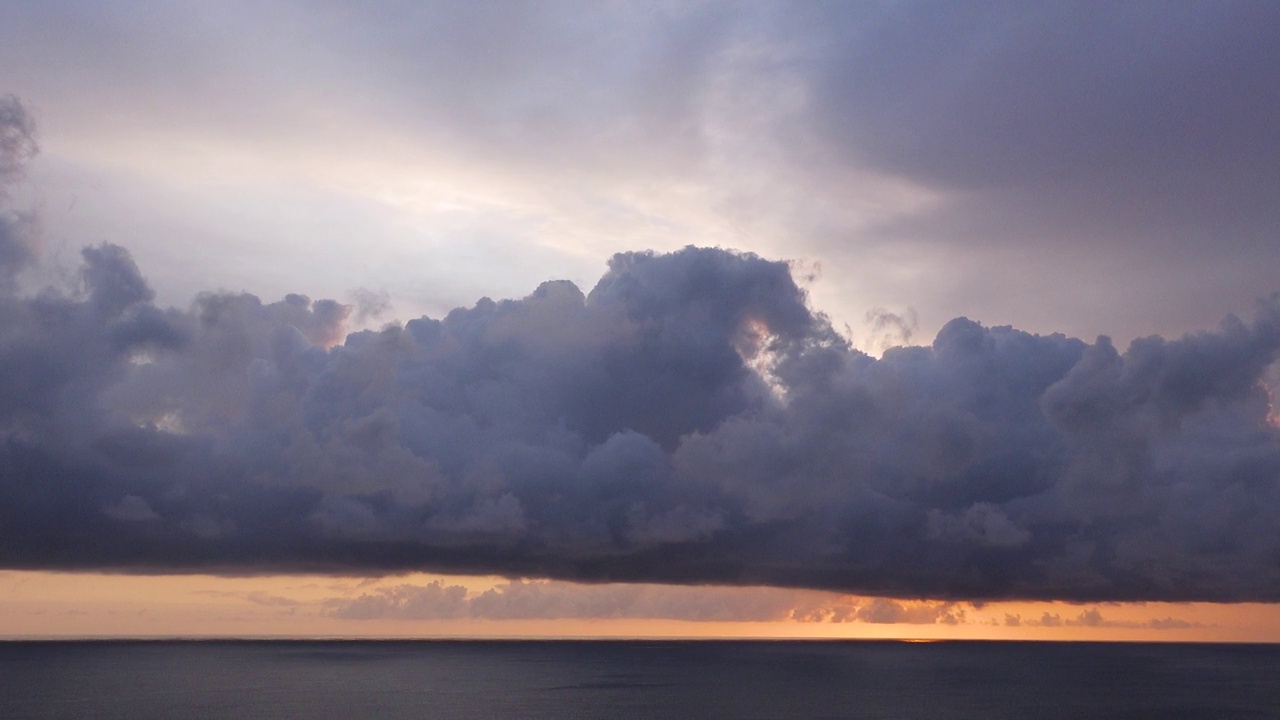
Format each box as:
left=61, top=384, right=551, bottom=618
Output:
left=1, top=94, right=1280, bottom=603
left=798, top=1, right=1280, bottom=338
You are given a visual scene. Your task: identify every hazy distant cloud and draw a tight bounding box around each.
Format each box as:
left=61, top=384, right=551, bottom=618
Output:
left=333, top=580, right=470, bottom=620
left=329, top=579, right=863, bottom=623
left=1133, top=614, right=1201, bottom=631
left=332, top=581, right=1212, bottom=629
left=1009, top=609, right=1205, bottom=631
left=195, top=589, right=303, bottom=608
left=854, top=598, right=963, bottom=626
left=101, top=495, right=159, bottom=523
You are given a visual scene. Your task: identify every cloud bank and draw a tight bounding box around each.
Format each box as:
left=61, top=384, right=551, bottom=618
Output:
left=2, top=97, right=1280, bottom=602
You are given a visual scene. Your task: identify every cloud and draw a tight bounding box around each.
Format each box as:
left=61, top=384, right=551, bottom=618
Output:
left=854, top=598, right=962, bottom=625
left=0, top=95, right=38, bottom=281
left=1, top=97, right=1280, bottom=602
left=6, top=3, right=1280, bottom=354
left=194, top=589, right=303, bottom=608
left=0, top=94, right=37, bottom=191
left=102, top=495, right=159, bottom=522
left=1011, top=608, right=1205, bottom=631
left=797, top=1, right=1280, bottom=338
left=329, top=578, right=864, bottom=623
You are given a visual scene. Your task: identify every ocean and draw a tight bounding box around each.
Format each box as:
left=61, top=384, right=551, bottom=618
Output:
left=0, top=640, right=1276, bottom=719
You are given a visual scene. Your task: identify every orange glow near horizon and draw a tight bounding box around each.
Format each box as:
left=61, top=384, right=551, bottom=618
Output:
left=3, top=571, right=1280, bottom=642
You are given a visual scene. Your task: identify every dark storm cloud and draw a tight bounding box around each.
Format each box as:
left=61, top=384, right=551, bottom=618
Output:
left=3, top=104, right=1280, bottom=603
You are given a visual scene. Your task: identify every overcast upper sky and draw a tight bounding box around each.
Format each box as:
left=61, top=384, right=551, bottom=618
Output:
left=4, top=0, right=1278, bottom=345
left=2, top=1, right=1280, bottom=608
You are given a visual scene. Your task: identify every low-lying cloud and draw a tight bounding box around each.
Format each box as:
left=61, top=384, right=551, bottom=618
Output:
left=330, top=580, right=860, bottom=624
left=1004, top=609, right=1203, bottom=631
left=327, top=580, right=1196, bottom=631
left=327, top=578, right=968, bottom=626
left=1, top=97, right=1280, bottom=603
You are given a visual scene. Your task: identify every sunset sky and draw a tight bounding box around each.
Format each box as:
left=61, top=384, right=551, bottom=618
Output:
left=2, top=1, right=1280, bottom=641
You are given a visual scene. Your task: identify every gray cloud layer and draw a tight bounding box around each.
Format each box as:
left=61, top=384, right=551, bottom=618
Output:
left=3, top=94, right=1280, bottom=602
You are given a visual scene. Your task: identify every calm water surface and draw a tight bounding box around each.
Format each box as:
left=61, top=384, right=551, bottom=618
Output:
left=1, top=640, right=1276, bottom=719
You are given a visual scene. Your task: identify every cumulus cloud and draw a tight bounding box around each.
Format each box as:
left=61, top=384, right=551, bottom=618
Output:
left=1, top=95, right=1280, bottom=602
left=853, top=598, right=962, bottom=625
left=1008, top=608, right=1204, bottom=631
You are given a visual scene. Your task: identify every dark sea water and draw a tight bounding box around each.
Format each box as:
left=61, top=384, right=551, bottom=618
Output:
left=1, top=640, right=1277, bottom=719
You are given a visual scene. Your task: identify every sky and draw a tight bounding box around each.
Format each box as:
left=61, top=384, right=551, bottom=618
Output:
left=1, top=0, right=1280, bottom=640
